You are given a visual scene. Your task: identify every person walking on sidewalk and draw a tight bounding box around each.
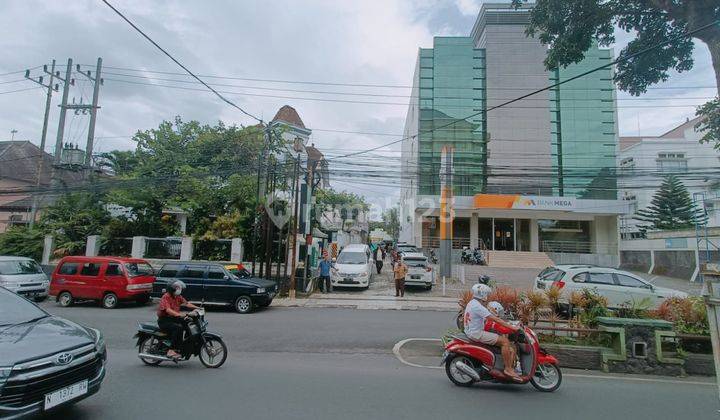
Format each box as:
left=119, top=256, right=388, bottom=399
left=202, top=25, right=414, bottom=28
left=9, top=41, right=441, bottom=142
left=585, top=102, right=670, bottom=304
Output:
left=373, top=245, right=384, bottom=275
left=393, top=259, right=408, bottom=297
left=317, top=253, right=333, bottom=294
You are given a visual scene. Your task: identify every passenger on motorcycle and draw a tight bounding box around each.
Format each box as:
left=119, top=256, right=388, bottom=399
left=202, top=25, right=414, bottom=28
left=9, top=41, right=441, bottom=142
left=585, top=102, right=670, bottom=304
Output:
left=157, top=280, right=200, bottom=359
left=463, top=284, right=521, bottom=380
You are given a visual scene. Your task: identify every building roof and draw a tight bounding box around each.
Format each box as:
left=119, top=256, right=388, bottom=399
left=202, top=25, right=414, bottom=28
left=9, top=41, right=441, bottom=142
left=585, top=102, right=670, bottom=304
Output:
left=271, top=105, right=306, bottom=129
left=0, top=141, right=85, bottom=186
left=659, top=116, right=703, bottom=138
left=619, top=136, right=643, bottom=151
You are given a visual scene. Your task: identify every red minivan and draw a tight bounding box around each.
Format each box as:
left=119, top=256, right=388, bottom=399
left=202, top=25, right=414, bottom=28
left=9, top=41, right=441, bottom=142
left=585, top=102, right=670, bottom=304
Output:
left=50, top=256, right=155, bottom=309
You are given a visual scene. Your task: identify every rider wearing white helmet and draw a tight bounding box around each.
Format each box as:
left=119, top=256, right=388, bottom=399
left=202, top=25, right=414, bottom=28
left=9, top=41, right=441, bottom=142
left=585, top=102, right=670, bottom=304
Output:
left=464, top=283, right=521, bottom=380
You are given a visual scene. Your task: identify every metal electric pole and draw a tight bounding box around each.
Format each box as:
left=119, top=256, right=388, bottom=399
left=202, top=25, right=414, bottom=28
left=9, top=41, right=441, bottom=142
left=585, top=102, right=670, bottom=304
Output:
left=439, top=145, right=454, bottom=278
left=288, top=153, right=301, bottom=299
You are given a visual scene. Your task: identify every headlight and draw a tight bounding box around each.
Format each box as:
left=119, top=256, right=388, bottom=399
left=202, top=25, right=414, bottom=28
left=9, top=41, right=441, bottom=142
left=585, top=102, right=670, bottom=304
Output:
left=0, top=367, right=11, bottom=387
left=89, top=328, right=106, bottom=353
left=360, top=271, right=368, bottom=277
left=257, top=287, right=266, bottom=294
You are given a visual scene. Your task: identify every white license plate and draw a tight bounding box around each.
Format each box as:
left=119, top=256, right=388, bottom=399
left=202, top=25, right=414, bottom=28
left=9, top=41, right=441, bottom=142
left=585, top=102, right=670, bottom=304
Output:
left=44, top=380, right=88, bottom=410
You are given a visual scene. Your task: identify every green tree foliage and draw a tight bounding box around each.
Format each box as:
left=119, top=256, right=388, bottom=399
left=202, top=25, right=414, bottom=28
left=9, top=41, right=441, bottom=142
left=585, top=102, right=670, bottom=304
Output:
left=512, top=0, right=720, bottom=146
left=634, top=175, right=707, bottom=230
left=0, top=226, right=45, bottom=261
left=381, top=207, right=400, bottom=240
left=41, top=193, right=111, bottom=257
left=315, top=188, right=369, bottom=211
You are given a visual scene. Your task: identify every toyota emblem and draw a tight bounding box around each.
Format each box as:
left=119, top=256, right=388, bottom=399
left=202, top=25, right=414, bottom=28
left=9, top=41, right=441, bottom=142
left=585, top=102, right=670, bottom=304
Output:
left=55, top=352, right=73, bottom=365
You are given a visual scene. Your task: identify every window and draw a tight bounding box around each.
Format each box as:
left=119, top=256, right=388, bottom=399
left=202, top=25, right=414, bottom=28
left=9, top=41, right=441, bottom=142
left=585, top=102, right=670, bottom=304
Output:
left=616, top=274, right=647, bottom=288
left=106, top=263, right=123, bottom=276
left=657, top=152, right=687, bottom=172
left=572, top=272, right=587, bottom=283
left=80, top=263, right=101, bottom=276
left=158, top=264, right=181, bottom=277
left=587, top=272, right=615, bottom=285
left=58, top=262, right=79, bottom=275
left=207, top=267, right=227, bottom=280
left=0, top=260, right=43, bottom=275
left=125, top=263, right=154, bottom=277
left=620, top=157, right=635, bottom=171
left=180, top=265, right=206, bottom=279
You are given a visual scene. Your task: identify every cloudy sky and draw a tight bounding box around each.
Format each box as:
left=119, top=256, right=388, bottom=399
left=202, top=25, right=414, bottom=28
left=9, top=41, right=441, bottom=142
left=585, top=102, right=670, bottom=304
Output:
left=0, top=0, right=717, bottom=214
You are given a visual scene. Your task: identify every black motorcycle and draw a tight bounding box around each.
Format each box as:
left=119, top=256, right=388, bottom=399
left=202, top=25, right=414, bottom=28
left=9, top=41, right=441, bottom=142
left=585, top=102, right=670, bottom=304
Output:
left=135, top=308, right=228, bottom=368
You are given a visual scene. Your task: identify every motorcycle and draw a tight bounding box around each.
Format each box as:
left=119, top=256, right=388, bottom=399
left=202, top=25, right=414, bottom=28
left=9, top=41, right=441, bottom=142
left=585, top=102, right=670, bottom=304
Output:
left=460, top=247, right=472, bottom=264
left=461, top=247, right=485, bottom=265
left=472, top=248, right=486, bottom=266
left=441, top=324, right=562, bottom=392
left=429, top=249, right=438, bottom=264
left=135, top=308, right=228, bottom=368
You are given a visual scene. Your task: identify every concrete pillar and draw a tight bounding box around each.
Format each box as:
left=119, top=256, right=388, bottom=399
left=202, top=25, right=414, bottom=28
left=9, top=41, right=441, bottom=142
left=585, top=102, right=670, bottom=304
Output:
left=42, top=235, right=54, bottom=265
left=231, top=238, right=243, bottom=263
left=530, top=219, right=539, bottom=252
left=85, top=235, right=101, bottom=257
left=131, top=236, right=147, bottom=259
left=180, top=236, right=193, bottom=261
left=470, top=213, right=479, bottom=249
left=178, top=214, right=188, bottom=235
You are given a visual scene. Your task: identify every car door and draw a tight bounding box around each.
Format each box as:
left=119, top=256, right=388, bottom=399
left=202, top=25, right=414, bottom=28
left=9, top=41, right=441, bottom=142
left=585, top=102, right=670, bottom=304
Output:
left=614, top=273, right=658, bottom=306
left=177, top=264, right=207, bottom=302
left=585, top=271, right=623, bottom=307
left=77, top=261, right=103, bottom=299
left=103, top=262, right=126, bottom=296
left=204, top=265, right=231, bottom=304
left=54, top=260, right=82, bottom=295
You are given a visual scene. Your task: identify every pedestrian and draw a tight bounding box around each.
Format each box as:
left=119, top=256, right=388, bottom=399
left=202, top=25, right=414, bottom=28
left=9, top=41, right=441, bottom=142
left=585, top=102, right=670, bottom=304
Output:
left=393, top=259, right=408, bottom=297
left=373, top=245, right=383, bottom=275
left=317, top=253, right=333, bottom=293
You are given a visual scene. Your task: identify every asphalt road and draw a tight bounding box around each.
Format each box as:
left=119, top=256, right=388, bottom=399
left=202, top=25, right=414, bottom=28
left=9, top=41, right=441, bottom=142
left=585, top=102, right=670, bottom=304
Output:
left=33, top=301, right=720, bottom=420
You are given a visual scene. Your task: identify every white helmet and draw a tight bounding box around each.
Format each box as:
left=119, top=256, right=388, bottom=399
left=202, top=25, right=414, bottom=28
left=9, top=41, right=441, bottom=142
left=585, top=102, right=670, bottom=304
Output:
left=488, top=301, right=504, bottom=313
left=472, top=283, right=491, bottom=300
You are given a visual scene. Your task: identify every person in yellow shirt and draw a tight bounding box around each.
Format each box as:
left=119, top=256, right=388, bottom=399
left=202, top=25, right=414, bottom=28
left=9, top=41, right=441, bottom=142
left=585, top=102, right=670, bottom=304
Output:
left=393, top=260, right=408, bottom=297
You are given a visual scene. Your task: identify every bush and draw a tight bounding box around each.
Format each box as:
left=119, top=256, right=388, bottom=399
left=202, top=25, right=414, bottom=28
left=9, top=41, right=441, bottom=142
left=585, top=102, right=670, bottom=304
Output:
left=0, top=226, right=44, bottom=261
left=652, top=297, right=709, bottom=335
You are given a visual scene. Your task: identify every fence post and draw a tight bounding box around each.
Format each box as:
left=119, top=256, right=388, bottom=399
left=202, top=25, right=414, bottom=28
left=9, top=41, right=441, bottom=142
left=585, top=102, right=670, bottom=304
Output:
left=131, top=236, right=147, bottom=259
left=180, top=236, right=193, bottom=261
left=460, top=265, right=465, bottom=284
left=231, top=238, right=243, bottom=263
left=85, top=235, right=101, bottom=257
left=442, top=276, right=446, bottom=297
left=41, top=235, right=54, bottom=265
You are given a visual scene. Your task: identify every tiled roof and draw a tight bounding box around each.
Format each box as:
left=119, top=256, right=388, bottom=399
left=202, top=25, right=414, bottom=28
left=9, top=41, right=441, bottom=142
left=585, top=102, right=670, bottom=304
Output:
left=660, top=116, right=703, bottom=138
left=271, top=105, right=306, bottom=129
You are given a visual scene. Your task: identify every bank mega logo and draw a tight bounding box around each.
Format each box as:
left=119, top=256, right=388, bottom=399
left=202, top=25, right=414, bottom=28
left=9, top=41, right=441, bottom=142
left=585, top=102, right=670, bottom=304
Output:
left=474, top=194, right=575, bottom=210
left=517, top=197, right=574, bottom=209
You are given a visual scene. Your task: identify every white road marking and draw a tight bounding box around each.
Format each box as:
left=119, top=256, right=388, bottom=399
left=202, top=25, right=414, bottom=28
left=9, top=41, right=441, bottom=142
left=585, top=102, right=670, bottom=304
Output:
left=393, top=338, right=715, bottom=386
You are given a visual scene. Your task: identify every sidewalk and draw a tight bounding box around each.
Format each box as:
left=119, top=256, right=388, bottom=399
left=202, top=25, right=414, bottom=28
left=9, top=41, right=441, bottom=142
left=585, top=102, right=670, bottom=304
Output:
left=273, top=293, right=459, bottom=312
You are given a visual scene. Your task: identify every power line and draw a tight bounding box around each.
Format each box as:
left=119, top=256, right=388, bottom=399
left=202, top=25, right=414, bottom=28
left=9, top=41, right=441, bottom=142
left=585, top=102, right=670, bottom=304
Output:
left=99, top=0, right=262, bottom=123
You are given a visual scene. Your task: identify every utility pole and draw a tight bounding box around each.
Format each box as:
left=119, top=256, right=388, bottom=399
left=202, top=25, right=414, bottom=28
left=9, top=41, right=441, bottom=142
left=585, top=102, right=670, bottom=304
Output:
left=288, top=153, right=301, bottom=299
left=10, top=129, right=17, bottom=141
left=78, top=58, right=103, bottom=167
left=54, top=58, right=73, bottom=165
left=25, top=60, right=59, bottom=226
left=251, top=125, right=269, bottom=276
left=439, top=145, right=454, bottom=278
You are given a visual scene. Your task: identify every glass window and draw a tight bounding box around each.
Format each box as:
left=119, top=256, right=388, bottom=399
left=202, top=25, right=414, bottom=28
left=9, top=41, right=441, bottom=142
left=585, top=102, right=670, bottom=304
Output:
left=572, top=272, right=587, bottom=283
left=587, top=272, right=615, bottom=285
left=125, top=262, right=154, bottom=277
left=337, top=252, right=367, bottom=264
left=207, top=267, right=227, bottom=280
left=0, top=260, right=43, bottom=275
left=403, top=257, right=427, bottom=268
left=80, top=263, right=101, bottom=276
left=616, top=274, right=647, bottom=288
left=158, top=264, right=181, bottom=277
left=58, top=262, right=79, bottom=275
left=0, top=288, right=48, bottom=326
left=180, top=265, right=206, bottom=279
left=106, top=263, right=123, bottom=276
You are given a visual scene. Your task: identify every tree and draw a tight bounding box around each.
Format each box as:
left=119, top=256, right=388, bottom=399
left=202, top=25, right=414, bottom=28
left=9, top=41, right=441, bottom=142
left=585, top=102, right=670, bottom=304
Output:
left=0, top=226, right=45, bottom=261
left=381, top=207, right=400, bottom=240
left=512, top=0, right=720, bottom=147
left=315, top=188, right=369, bottom=211
left=41, top=192, right=111, bottom=257
left=634, top=175, right=707, bottom=230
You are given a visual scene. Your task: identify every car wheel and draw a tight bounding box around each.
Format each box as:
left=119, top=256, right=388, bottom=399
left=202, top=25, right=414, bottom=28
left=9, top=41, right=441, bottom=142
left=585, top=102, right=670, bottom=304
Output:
left=234, top=296, right=253, bottom=314
left=102, top=292, right=119, bottom=309
left=58, top=291, right=73, bottom=307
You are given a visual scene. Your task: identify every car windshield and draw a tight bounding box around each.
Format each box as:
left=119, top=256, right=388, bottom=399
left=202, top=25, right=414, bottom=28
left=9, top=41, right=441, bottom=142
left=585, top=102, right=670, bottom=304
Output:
left=403, top=258, right=427, bottom=268
left=337, top=252, right=367, bottom=264
left=398, top=246, right=417, bottom=253
left=0, top=287, right=48, bottom=325
left=0, top=260, right=43, bottom=275
left=124, top=262, right=154, bottom=277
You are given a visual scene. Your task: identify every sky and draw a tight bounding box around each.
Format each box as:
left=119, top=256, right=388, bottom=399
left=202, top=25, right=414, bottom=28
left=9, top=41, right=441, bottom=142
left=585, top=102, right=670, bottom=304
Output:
left=0, top=0, right=717, bottom=215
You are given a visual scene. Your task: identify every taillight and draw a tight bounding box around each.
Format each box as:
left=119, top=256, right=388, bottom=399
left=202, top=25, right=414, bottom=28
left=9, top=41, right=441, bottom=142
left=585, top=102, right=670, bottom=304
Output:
left=552, top=280, right=565, bottom=289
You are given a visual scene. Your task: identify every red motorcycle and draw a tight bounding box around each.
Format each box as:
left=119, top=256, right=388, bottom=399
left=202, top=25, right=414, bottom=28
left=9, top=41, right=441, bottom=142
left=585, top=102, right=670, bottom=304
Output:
left=442, top=324, right=562, bottom=392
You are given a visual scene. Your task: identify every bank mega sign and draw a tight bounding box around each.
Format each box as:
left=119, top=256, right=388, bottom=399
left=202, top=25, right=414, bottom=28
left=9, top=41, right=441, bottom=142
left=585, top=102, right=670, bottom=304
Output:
left=473, top=194, right=576, bottom=211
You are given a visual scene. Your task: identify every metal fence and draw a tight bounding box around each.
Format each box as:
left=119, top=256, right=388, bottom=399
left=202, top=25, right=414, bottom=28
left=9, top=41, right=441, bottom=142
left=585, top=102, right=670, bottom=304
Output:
left=193, top=239, right=232, bottom=261
left=145, top=237, right=182, bottom=259
left=99, top=237, right=133, bottom=257
left=422, top=236, right=471, bottom=250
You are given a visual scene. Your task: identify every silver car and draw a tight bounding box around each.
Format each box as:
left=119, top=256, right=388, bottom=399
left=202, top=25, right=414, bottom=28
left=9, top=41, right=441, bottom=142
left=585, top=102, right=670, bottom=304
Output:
left=0, top=256, right=50, bottom=302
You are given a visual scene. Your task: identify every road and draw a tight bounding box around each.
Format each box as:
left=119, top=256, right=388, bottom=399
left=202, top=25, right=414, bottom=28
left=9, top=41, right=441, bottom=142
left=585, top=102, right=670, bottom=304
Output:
left=34, top=301, right=719, bottom=420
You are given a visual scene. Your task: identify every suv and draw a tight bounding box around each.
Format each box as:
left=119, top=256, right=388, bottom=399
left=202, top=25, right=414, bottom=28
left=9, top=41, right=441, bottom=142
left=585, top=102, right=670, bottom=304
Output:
left=151, top=262, right=277, bottom=313
left=332, top=244, right=373, bottom=289
left=0, top=287, right=107, bottom=418
left=50, top=256, right=156, bottom=309
left=0, top=256, right=49, bottom=302
left=533, top=265, right=687, bottom=309
left=401, top=252, right=434, bottom=290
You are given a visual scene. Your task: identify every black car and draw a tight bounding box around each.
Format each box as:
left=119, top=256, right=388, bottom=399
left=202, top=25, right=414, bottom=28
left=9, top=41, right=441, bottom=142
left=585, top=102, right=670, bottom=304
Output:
left=0, top=287, right=107, bottom=418
left=151, top=262, right=277, bottom=314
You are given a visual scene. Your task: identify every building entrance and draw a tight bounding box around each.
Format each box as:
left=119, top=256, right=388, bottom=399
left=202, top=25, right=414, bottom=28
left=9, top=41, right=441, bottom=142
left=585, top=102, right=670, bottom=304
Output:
left=494, top=219, right=514, bottom=251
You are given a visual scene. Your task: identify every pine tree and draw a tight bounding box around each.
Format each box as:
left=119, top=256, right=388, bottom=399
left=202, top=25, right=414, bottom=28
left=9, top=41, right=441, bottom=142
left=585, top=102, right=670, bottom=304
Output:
left=634, top=175, right=708, bottom=231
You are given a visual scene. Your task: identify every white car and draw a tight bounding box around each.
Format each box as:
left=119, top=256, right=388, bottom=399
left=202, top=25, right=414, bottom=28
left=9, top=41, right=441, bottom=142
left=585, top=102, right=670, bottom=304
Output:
left=332, top=244, right=373, bottom=289
left=401, top=252, right=434, bottom=290
left=0, top=256, right=50, bottom=302
left=396, top=243, right=418, bottom=256
left=533, top=265, right=687, bottom=309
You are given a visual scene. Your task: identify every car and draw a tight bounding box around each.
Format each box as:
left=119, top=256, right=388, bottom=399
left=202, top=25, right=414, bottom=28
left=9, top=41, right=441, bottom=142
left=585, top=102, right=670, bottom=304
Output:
left=396, top=243, right=418, bottom=256
left=332, top=244, right=373, bottom=289
left=50, top=256, right=156, bottom=309
left=0, top=286, right=107, bottom=418
left=401, top=252, right=434, bottom=290
left=0, top=256, right=50, bottom=302
left=532, top=265, right=688, bottom=309
left=151, top=261, right=277, bottom=313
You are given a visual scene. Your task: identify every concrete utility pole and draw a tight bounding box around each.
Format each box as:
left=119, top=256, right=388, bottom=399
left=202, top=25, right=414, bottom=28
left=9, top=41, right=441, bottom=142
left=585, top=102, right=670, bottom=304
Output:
left=288, top=153, right=301, bottom=299
left=82, top=57, right=103, bottom=167
left=54, top=58, right=73, bottom=165
left=439, top=145, right=454, bottom=278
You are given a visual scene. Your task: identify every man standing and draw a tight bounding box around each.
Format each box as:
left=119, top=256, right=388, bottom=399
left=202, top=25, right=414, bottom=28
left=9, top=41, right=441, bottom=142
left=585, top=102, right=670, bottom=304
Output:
left=317, top=253, right=333, bottom=294
left=393, top=259, right=408, bottom=297
left=373, top=245, right=383, bottom=275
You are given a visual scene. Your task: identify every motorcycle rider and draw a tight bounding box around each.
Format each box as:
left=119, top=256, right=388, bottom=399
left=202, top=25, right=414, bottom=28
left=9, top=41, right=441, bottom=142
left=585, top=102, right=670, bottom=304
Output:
left=464, top=284, right=521, bottom=381
left=157, top=280, right=200, bottom=359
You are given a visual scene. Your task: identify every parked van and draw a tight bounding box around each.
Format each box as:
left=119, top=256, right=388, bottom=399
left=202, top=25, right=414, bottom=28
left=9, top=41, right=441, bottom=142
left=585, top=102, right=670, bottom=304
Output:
left=332, top=244, right=374, bottom=289
left=50, top=256, right=155, bottom=309
left=0, top=256, right=50, bottom=302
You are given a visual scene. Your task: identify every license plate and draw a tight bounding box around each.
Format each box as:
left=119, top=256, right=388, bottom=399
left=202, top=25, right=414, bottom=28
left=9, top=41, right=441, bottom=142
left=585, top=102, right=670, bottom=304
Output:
left=342, top=278, right=353, bottom=283
left=45, top=380, right=88, bottom=410
left=411, top=275, right=421, bottom=279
